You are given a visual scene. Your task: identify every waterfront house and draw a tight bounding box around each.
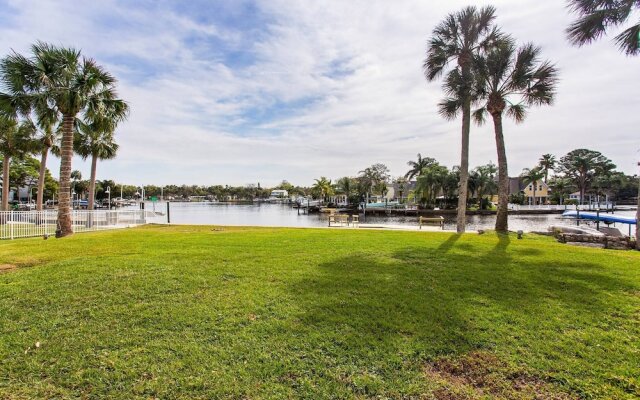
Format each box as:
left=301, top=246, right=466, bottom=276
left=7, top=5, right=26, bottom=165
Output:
left=522, top=180, right=549, bottom=205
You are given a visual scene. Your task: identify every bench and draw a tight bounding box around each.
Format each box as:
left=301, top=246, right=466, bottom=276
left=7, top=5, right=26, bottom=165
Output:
left=328, top=214, right=359, bottom=227
left=419, top=216, right=444, bottom=230
left=328, top=214, right=349, bottom=227
left=350, top=215, right=359, bottom=227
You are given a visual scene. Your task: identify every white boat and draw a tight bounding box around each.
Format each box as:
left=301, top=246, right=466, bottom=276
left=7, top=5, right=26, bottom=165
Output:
left=295, top=197, right=321, bottom=208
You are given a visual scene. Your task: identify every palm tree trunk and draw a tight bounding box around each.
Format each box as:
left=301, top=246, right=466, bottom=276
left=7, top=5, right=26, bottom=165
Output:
left=36, top=147, right=49, bottom=211
left=88, top=154, right=98, bottom=212
left=491, top=113, right=509, bottom=232
left=1, top=154, right=10, bottom=211
left=456, top=97, right=471, bottom=233
left=533, top=185, right=537, bottom=206
left=57, top=113, right=75, bottom=237
left=636, top=181, right=640, bottom=250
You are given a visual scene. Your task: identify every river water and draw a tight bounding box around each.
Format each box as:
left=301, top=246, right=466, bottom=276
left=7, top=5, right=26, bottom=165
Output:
left=142, top=202, right=637, bottom=236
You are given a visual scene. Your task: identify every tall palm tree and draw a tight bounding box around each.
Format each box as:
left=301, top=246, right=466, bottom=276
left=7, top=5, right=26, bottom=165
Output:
left=336, top=177, right=354, bottom=205
left=405, top=153, right=436, bottom=180
left=34, top=118, right=60, bottom=210
left=424, top=5, right=502, bottom=233
left=521, top=167, right=546, bottom=206
left=0, top=42, right=128, bottom=236
left=473, top=39, right=558, bottom=232
left=74, top=120, right=119, bottom=212
left=539, top=154, right=557, bottom=184
left=567, top=0, right=640, bottom=55
left=0, top=116, right=36, bottom=210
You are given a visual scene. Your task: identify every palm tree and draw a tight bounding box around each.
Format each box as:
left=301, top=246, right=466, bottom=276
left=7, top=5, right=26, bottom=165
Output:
left=74, top=120, right=119, bottom=212
left=0, top=116, right=36, bottom=211
left=0, top=42, right=128, bottom=236
left=521, top=167, right=545, bottom=206
left=470, top=164, right=497, bottom=209
left=416, top=164, right=448, bottom=208
left=34, top=118, right=60, bottom=210
left=442, top=168, right=460, bottom=208
left=539, top=154, right=557, bottom=184
left=312, top=177, right=334, bottom=203
left=405, top=153, right=436, bottom=180
left=394, top=177, right=408, bottom=203
left=335, top=177, right=354, bottom=205
left=549, top=177, right=572, bottom=205
left=473, top=39, right=558, bottom=232
left=424, top=5, right=502, bottom=233
left=567, top=0, right=640, bottom=55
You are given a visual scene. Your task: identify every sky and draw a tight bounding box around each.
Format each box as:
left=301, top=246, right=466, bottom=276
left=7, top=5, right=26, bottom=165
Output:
left=0, top=0, right=638, bottom=186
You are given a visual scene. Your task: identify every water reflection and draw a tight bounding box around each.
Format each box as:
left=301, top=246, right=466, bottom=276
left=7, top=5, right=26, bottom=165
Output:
left=144, top=202, right=636, bottom=235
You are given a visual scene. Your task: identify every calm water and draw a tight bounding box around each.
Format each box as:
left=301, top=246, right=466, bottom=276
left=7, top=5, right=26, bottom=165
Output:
left=142, top=202, right=637, bottom=235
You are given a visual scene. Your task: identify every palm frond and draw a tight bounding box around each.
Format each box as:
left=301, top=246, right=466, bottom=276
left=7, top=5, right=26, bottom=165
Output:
left=506, top=103, right=527, bottom=123
left=567, top=0, right=637, bottom=49
left=437, top=98, right=461, bottom=120
left=613, top=22, right=640, bottom=55
left=472, top=107, right=487, bottom=126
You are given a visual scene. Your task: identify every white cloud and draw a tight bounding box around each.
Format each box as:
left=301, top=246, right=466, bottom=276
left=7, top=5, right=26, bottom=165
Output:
left=0, top=0, right=638, bottom=186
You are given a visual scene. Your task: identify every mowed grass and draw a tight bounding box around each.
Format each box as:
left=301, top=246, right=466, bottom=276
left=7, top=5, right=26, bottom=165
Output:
left=1, top=225, right=639, bottom=399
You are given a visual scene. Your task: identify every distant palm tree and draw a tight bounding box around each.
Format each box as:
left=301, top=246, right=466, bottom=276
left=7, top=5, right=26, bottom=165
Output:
left=0, top=42, right=128, bottom=236
left=0, top=116, right=36, bottom=210
left=74, top=120, right=119, bottom=212
left=416, top=164, right=448, bottom=208
left=521, top=167, right=546, bottom=206
left=549, top=177, right=572, bottom=205
left=473, top=38, right=558, bottom=231
left=424, top=5, right=502, bottom=233
left=567, top=0, right=640, bottom=55
left=539, top=154, right=557, bottom=184
left=470, top=164, right=497, bottom=209
left=335, top=177, right=354, bottom=205
left=312, top=177, right=334, bottom=203
left=405, top=153, right=436, bottom=180
left=71, top=170, right=82, bottom=182
left=394, top=176, right=408, bottom=203
left=335, top=177, right=351, bottom=194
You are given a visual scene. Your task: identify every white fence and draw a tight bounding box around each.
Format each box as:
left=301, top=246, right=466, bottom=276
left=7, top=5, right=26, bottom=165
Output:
left=0, top=209, right=157, bottom=240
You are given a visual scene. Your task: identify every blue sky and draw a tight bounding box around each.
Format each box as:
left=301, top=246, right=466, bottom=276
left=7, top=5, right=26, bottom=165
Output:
left=0, top=0, right=638, bottom=186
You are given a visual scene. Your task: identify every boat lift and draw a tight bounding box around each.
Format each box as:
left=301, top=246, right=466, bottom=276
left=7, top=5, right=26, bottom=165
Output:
left=562, top=210, right=637, bottom=237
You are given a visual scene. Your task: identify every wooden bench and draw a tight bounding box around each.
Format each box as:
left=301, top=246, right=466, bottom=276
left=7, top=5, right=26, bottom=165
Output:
left=328, top=214, right=349, bottom=227
left=419, top=216, right=444, bottom=230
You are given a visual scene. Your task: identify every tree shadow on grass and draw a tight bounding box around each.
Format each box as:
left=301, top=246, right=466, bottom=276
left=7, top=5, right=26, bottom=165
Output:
left=282, top=233, right=638, bottom=397
left=437, top=233, right=462, bottom=253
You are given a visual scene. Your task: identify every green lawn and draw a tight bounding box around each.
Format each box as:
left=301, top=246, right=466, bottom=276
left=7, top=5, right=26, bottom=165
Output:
left=1, top=225, right=639, bottom=399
